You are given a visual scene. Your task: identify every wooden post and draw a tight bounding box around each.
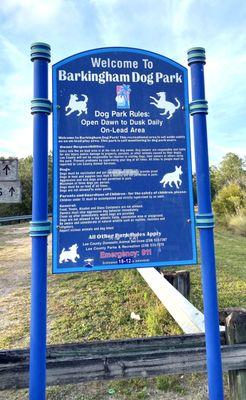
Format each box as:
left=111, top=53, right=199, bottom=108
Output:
left=225, top=310, right=246, bottom=400
left=219, top=308, right=245, bottom=326
left=156, top=269, right=190, bottom=299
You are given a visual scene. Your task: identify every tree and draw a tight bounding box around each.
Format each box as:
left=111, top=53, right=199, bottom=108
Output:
left=213, top=183, right=246, bottom=217
left=209, top=165, right=220, bottom=199
left=216, top=153, right=246, bottom=188
left=18, top=155, right=33, bottom=214
left=192, top=166, right=219, bottom=205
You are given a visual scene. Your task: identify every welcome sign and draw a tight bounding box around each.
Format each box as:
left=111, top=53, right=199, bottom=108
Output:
left=58, top=58, right=183, bottom=85
left=52, top=47, right=196, bottom=273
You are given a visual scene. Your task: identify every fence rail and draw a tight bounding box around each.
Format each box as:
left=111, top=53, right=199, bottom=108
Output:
left=0, top=332, right=246, bottom=390
left=0, top=214, right=52, bottom=225
left=0, top=215, right=32, bottom=224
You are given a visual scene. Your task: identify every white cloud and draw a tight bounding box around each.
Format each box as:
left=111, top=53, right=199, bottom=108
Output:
left=0, top=35, right=33, bottom=157
left=208, top=140, right=246, bottom=166
left=1, top=0, right=63, bottom=29
left=0, top=0, right=245, bottom=162
left=0, top=125, right=32, bottom=157
left=0, top=35, right=31, bottom=119
left=170, top=0, right=195, bottom=36
left=90, top=0, right=121, bottom=44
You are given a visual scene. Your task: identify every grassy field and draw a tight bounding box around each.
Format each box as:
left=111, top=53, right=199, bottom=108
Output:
left=0, top=223, right=245, bottom=399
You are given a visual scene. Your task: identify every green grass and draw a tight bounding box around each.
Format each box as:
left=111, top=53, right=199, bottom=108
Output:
left=156, top=375, right=187, bottom=395
left=0, top=223, right=244, bottom=399
left=190, top=226, right=246, bottom=312
left=47, top=268, right=180, bottom=345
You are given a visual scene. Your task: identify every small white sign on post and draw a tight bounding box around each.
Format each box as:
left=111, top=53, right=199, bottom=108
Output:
left=0, top=181, right=22, bottom=203
left=0, top=159, right=22, bottom=203
left=0, top=159, right=19, bottom=181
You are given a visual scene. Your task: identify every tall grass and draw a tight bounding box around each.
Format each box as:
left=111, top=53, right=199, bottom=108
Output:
left=228, top=212, right=246, bottom=236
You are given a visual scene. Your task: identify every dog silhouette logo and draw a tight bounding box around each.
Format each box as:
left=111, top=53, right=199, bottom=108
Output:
left=160, top=166, right=183, bottom=189
left=59, top=244, right=80, bottom=263
left=65, top=94, right=88, bottom=116
left=150, top=92, right=180, bottom=119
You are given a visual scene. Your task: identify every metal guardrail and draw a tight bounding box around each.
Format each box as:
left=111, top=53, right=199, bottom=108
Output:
left=0, top=214, right=32, bottom=224
left=0, top=332, right=245, bottom=390
left=0, top=214, right=52, bottom=225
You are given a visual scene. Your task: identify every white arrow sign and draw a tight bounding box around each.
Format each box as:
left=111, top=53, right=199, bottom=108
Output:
left=0, top=159, right=19, bottom=181
left=0, top=180, right=22, bottom=203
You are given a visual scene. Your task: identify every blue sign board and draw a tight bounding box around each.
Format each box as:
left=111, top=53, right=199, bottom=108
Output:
left=52, top=47, right=197, bottom=273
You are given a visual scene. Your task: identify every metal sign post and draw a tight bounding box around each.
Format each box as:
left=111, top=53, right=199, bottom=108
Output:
left=29, top=43, right=52, bottom=400
left=188, top=48, right=224, bottom=399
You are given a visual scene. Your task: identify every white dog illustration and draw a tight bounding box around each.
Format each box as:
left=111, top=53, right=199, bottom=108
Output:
left=59, top=244, right=80, bottom=263
left=160, top=166, right=183, bottom=189
left=150, top=92, right=180, bottom=119
left=65, top=94, right=88, bottom=116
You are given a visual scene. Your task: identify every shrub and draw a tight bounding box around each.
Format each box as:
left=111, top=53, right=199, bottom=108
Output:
left=213, top=183, right=246, bottom=217
left=228, top=212, right=246, bottom=236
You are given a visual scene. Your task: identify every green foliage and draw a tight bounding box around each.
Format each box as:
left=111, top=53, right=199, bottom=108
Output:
left=209, top=165, right=220, bottom=199
left=216, top=152, right=246, bottom=187
left=192, top=165, right=220, bottom=204
left=228, top=211, right=246, bottom=236
left=145, top=302, right=181, bottom=336
left=109, top=378, right=148, bottom=399
left=212, top=153, right=245, bottom=196
left=155, top=375, right=187, bottom=394
left=18, top=156, right=33, bottom=214
left=213, top=183, right=246, bottom=217
left=211, top=153, right=246, bottom=230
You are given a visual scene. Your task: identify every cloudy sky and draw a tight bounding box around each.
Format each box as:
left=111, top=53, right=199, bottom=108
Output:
left=0, top=0, right=245, bottom=166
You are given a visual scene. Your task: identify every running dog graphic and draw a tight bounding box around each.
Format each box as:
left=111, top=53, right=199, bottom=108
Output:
left=160, top=166, right=183, bottom=189
left=65, top=94, right=88, bottom=116
left=150, top=92, right=180, bottom=119
left=59, top=244, right=80, bottom=263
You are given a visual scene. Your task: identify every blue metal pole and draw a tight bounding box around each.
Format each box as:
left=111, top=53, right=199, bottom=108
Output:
left=29, top=43, right=52, bottom=400
left=188, top=48, right=224, bottom=399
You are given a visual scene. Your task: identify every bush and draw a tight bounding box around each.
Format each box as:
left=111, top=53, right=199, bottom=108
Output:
left=213, top=183, right=246, bottom=217
left=228, top=212, right=246, bottom=236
